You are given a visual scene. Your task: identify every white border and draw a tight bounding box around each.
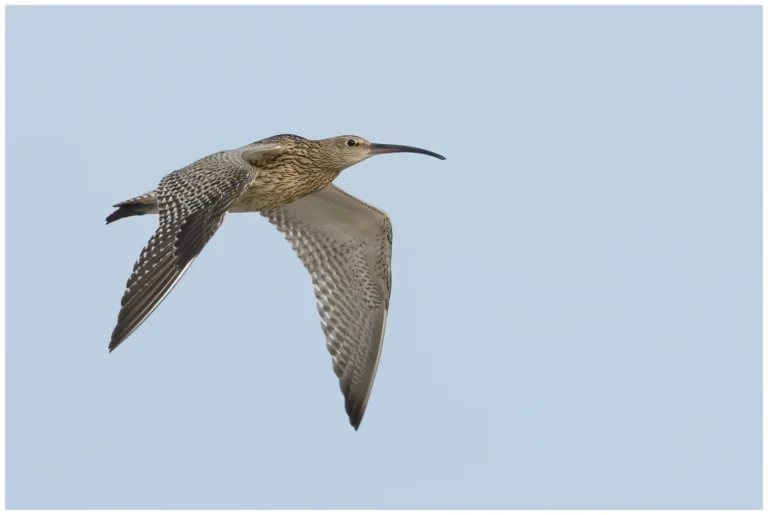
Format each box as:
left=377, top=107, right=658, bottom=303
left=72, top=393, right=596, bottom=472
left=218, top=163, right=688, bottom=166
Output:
left=1, top=0, right=766, bottom=5
left=0, top=1, right=763, bottom=513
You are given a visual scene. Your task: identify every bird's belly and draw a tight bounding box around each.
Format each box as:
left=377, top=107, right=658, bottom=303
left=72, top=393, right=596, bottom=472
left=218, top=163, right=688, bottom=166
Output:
left=229, top=172, right=335, bottom=213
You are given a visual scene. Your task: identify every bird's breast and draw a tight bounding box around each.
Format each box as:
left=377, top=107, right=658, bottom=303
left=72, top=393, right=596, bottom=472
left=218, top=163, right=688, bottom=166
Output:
left=229, top=162, right=339, bottom=213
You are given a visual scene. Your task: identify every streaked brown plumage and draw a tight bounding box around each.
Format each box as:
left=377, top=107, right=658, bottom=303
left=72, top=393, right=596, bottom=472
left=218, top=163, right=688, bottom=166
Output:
left=106, top=133, right=445, bottom=430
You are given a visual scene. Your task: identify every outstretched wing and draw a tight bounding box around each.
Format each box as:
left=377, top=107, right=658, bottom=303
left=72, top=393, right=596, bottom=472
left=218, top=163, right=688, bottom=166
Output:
left=261, top=184, right=393, bottom=430
left=109, top=152, right=255, bottom=351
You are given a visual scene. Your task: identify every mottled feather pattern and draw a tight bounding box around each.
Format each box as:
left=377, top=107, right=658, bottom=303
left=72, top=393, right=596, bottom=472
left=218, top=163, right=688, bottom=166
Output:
left=107, top=133, right=443, bottom=429
left=114, top=190, right=157, bottom=207
left=231, top=138, right=343, bottom=213
left=109, top=152, right=254, bottom=351
left=262, top=185, right=392, bottom=429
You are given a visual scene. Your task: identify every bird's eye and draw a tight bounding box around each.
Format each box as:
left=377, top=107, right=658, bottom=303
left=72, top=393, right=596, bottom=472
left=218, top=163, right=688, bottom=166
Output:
left=346, top=139, right=357, bottom=147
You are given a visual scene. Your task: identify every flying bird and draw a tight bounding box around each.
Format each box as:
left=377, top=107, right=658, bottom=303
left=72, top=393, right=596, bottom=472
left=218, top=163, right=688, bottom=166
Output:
left=106, top=133, right=445, bottom=429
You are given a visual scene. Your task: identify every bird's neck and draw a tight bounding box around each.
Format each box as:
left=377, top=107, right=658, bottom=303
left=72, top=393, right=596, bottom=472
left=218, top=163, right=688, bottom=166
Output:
left=308, top=146, right=348, bottom=178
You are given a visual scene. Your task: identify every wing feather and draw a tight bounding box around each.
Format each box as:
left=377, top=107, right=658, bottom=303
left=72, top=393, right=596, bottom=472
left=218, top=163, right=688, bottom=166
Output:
left=262, top=184, right=393, bottom=429
left=109, top=152, right=254, bottom=351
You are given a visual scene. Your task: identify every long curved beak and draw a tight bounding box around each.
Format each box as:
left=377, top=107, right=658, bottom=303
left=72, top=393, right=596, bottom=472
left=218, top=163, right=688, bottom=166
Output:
left=368, top=143, right=446, bottom=160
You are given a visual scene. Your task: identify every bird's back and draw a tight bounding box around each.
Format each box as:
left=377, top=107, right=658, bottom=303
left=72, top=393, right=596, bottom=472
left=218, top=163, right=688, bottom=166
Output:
left=229, top=137, right=343, bottom=213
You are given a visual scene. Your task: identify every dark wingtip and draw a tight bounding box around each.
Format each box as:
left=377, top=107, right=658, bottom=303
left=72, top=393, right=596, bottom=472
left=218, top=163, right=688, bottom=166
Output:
left=109, top=326, right=126, bottom=352
left=347, top=403, right=364, bottom=431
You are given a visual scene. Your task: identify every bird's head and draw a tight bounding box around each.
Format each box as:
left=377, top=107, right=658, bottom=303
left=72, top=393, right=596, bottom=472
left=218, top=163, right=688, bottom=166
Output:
left=321, top=135, right=446, bottom=170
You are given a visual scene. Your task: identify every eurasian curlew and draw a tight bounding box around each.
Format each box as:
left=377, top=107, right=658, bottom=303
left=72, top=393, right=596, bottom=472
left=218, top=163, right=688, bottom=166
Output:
left=106, top=134, right=445, bottom=430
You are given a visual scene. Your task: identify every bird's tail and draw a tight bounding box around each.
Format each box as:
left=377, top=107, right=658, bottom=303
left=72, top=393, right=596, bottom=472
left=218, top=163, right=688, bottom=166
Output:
left=106, top=191, right=159, bottom=225
left=106, top=204, right=147, bottom=224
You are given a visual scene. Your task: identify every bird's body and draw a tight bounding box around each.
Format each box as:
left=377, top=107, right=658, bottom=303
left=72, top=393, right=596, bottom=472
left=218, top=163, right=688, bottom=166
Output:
left=108, top=135, right=346, bottom=219
left=106, top=133, right=444, bottom=430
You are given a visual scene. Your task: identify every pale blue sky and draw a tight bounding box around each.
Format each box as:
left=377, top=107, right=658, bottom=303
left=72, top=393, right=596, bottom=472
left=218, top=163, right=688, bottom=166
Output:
left=6, top=6, right=762, bottom=509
